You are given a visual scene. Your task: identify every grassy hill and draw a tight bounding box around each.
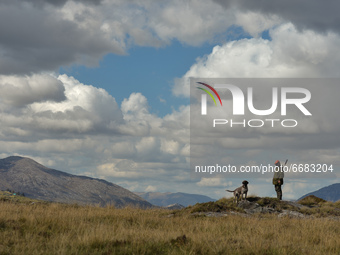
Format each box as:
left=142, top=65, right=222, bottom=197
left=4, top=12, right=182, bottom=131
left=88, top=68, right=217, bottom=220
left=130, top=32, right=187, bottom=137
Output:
left=0, top=193, right=339, bottom=254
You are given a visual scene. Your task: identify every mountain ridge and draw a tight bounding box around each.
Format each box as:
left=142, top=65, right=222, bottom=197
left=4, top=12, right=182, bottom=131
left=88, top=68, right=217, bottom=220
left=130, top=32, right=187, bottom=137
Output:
left=0, top=156, right=152, bottom=208
left=136, top=191, right=216, bottom=207
left=298, top=183, right=340, bottom=202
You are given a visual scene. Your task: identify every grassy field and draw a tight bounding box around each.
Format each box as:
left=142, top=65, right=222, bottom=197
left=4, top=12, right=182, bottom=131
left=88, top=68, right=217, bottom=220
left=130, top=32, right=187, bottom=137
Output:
left=0, top=192, right=339, bottom=255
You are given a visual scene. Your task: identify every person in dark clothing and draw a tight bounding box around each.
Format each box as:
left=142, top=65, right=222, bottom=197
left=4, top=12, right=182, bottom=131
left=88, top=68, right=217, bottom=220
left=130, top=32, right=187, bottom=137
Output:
left=272, top=160, right=284, bottom=200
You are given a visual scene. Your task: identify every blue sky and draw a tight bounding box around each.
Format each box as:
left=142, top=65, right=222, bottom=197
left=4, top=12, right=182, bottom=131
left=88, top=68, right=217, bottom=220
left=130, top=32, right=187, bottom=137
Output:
left=60, top=41, right=203, bottom=116
left=0, top=0, right=339, bottom=200
left=59, top=25, right=251, bottom=117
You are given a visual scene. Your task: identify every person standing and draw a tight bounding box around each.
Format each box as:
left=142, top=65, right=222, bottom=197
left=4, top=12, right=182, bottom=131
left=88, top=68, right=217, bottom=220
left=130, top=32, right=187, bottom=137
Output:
left=272, top=160, right=284, bottom=200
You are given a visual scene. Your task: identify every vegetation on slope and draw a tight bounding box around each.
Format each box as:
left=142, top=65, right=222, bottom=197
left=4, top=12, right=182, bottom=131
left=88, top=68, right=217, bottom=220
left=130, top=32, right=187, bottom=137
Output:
left=0, top=190, right=47, bottom=205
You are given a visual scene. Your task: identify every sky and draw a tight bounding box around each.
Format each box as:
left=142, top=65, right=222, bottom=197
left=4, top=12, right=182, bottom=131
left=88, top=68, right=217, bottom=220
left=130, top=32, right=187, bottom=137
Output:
left=0, top=0, right=339, bottom=200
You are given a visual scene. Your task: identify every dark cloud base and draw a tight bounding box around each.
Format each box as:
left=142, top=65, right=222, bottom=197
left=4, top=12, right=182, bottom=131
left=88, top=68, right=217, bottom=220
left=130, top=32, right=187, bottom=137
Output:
left=214, top=0, right=340, bottom=34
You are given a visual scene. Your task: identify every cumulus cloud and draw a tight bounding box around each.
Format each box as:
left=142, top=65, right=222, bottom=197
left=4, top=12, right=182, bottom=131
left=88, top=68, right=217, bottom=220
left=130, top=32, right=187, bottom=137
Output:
left=146, top=0, right=235, bottom=46
left=0, top=74, right=66, bottom=107
left=121, top=93, right=149, bottom=117
left=171, top=23, right=340, bottom=185
left=3, top=0, right=340, bottom=76
left=33, top=74, right=124, bottom=128
left=0, top=74, right=123, bottom=139
left=197, top=178, right=232, bottom=187
left=173, top=23, right=340, bottom=97
left=0, top=0, right=238, bottom=75
left=235, top=11, right=282, bottom=37
left=0, top=1, right=123, bottom=75
left=0, top=74, right=191, bottom=188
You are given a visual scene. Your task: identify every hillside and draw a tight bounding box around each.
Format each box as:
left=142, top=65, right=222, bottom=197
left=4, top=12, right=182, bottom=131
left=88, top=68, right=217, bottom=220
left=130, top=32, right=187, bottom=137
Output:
left=298, top=183, right=340, bottom=202
left=0, top=156, right=152, bottom=208
left=135, top=191, right=216, bottom=207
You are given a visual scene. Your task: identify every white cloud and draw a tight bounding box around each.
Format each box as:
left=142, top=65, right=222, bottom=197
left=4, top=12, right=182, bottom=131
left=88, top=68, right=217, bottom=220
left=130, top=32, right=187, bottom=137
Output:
left=3, top=0, right=340, bottom=78
left=160, top=139, right=180, bottom=155
left=145, top=185, right=157, bottom=192
left=96, top=161, right=142, bottom=179
left=121, top=92, right=149, bottom=117
left=173, top=23, right=340, bottom=97
left=235, top=11, right=282, bottom=37
left=0, top=73, right=191, bottom=187
left=0, top=0, right=241, bottom=75
left=282, top=181, right=322, bottom=200
left=198, top=177, right=232, bottom=187
left=146, top=0, right=235, bottom=46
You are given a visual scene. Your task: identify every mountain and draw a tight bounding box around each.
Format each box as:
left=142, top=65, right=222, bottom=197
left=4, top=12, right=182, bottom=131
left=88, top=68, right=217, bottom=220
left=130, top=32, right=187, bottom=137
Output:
left=135, top=192, right=216, bottom=207
left=0, top=156, right=152, bottom=208
left=298, top=183, right=340, bottom=202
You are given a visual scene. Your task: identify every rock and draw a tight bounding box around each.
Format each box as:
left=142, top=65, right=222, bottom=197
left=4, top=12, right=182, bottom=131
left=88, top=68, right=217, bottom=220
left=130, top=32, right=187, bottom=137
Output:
left=190, top=211, right=249, bottom=218
left=284, top=201, right=309, bottom=210
left=237, top=200, right=276, bottom=214
left=278, top=210, right=307, bottom=218
left=191, top=212, right=227, bottom=217
left=237, top=200, right=259, bottom=210
left=245, top=206, right=276, bottom=214
left=228, top=211, right=250, bottom=217
left=205, top=212, right=228, bottom=217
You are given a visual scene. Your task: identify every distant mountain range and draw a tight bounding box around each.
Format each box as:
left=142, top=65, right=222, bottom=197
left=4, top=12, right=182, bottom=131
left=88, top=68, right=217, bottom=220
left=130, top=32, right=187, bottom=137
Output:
left=298, top=183, right=340, bottom=202
left=0, top=156, right=152, bottom=208
left=135, top=192, right=216, bottom=207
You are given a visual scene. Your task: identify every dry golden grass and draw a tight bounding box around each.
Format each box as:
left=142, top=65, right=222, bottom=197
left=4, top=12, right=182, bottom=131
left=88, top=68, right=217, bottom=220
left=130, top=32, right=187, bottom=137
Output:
left=0, top=196, right=339, bottom=255
left=299, top=195, right=327, bottom=206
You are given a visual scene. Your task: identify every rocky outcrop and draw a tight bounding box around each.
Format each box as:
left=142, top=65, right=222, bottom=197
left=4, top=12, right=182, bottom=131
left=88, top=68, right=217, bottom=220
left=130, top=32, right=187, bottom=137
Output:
left=278, top=210, right=307, bottom=218
left=237, top=200, right=276, bottom=214
left=186, top=197, right=339, bottom=220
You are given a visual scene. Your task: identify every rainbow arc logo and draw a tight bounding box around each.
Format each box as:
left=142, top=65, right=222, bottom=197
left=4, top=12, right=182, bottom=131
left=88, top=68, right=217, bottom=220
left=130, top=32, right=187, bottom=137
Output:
left=196, top=82, right=222, bottom=115
left=196, top=82, right=222, bottom=106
